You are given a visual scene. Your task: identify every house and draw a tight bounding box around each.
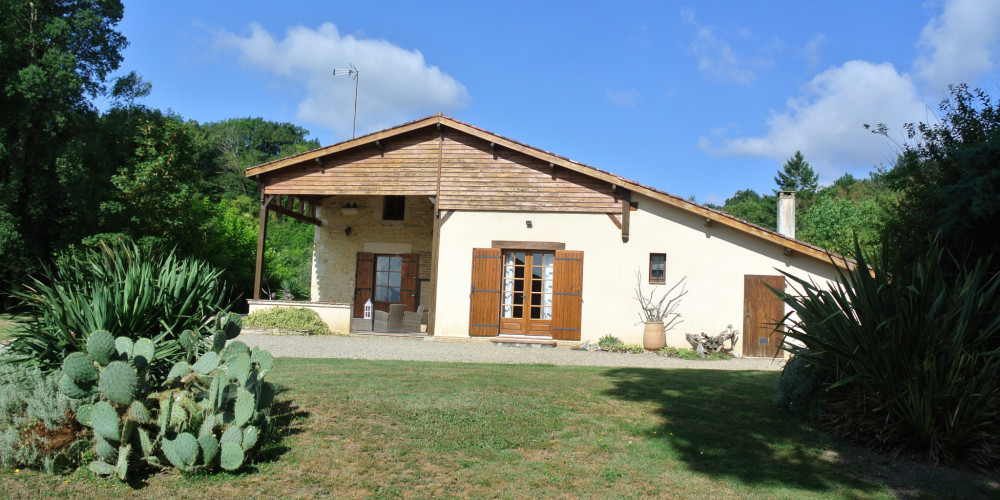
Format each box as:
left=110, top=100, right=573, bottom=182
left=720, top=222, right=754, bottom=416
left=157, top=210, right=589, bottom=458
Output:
left=245, top=114, right=843, bottom=357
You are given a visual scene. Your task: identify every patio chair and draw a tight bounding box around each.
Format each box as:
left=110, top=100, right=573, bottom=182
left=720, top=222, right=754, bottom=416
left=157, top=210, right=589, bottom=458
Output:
left=352, top=317, right=373, bottom=332
left=388, top=304, right=406, bottom=333
left=402, top=305, right=426, bottom=333
left=373, top=310, right=389, bottom=333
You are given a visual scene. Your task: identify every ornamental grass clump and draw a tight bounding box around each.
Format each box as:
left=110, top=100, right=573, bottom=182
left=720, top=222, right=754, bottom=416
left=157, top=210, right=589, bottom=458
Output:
left=6, top=239, right=230, bottom=373
left=773, top=238, right=1000, bottom=471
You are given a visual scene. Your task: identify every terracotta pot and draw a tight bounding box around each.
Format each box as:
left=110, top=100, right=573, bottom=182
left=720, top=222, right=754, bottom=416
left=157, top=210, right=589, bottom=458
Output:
left=643, top=321, right=666, bottom=350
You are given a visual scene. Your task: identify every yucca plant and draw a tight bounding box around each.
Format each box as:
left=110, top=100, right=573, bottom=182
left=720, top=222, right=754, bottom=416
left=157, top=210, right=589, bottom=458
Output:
left=6, top=239, right=230, bottom=374
left=774, top=237, right=1000, bottom=471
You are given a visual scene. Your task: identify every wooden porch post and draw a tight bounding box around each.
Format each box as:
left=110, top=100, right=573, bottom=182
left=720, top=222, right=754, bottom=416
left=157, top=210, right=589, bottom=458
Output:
left=253, top=191, right=274, bottom=300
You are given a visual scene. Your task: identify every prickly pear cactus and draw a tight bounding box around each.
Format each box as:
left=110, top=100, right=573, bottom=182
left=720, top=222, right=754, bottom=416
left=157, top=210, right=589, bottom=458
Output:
left=58, top=326, right=278, bottom=479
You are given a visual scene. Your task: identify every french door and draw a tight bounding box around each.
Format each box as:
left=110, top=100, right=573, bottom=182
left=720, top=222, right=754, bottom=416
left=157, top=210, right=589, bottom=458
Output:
left=499, top=251, right=554, bottom=336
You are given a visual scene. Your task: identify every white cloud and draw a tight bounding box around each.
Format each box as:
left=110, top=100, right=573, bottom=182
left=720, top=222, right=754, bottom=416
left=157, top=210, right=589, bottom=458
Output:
left=215, top=23, right=469, bottom=139
left=914, top=0, right=1000, bottom=92
left=691, top=26, right=756, bottom=84
left=800, top=34, right=824, bottom=66
left=681, top=9, right=757, bottom=84
left=606, top=88, right=639, bottom=109
left=700, top=61, right=927, bottom=181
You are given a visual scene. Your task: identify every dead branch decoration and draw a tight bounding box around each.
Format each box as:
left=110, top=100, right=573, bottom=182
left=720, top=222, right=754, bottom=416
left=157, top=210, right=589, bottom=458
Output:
left=634, top=270, right=688, bottom=333
left=685, top=325, right=740, bottom=357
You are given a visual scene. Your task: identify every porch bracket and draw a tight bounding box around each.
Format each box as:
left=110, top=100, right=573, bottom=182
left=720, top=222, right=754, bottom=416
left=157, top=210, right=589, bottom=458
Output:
left=621, top=189, right=631, bottom=243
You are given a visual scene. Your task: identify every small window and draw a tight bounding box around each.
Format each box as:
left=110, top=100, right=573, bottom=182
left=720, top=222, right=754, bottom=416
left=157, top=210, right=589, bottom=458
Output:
left=649, top=253, right=666, bottom=284
left=382, top=196, right=405, bottom=220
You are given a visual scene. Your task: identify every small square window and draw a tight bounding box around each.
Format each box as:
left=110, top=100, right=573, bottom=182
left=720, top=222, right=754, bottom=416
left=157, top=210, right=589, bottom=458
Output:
left=649, top=253, right=666, bottom=284
left=382, top=196, right=405, bottom=220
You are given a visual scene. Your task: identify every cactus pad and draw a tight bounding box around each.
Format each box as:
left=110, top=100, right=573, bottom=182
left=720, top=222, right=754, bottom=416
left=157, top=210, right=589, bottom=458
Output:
left=115, top=444, right=131, bottom=480
left=233, top=389, right=255, bottom=427
left=193, top=351, right=220, bottom=375
left=221, top=312, right=242, bottom=340
left=114, top=336, right=134, bottom=360
left=89, top=460, right=115, bottom=476
left=212, top=330, right=227, bottom=354
left=198, top=434, right=220, bottom=465
left=165, top=361, right=192, bottom=385
left=94, top=434, right=118, bottom=463
left=86, top=330, right=115, bottom=366
left=219, top=442, right=244, bottom=471
left=126, top=401, right=150, bottom=423
left=220, top=425, right=243, bottom=446
left=137, top=427, right=153, bottom=457
left=133, top=338, right=155, bottom=365
left=179, top=329, right=200, bottom=351
left=220, top=340, right=250, bottom=362
left=242, top=425, right=260, bottom=450
left=63, top=352, right=99, bottom=383
left=251, top=348, right=274, bottom=380
left=75, top=403, right=93, bottom=427
left=91, top=401, right=120, bottom=443
left=199, top=414, right=217, bottom=438
left=162, top=432, right=200, bottom=471
left=98, top=361, right=139, bottom=406
left=228, top=353, right=252, bottom=387
left=59, top=373, right=94, bottom=399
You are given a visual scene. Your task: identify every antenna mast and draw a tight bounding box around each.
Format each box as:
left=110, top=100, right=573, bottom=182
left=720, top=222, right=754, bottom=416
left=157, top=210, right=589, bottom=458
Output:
left=332, top=63, right=359, bottom=138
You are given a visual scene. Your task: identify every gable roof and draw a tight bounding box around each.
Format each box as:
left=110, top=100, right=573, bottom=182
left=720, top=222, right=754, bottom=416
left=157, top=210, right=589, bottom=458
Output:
left=246, top=114, right=848, bottom=268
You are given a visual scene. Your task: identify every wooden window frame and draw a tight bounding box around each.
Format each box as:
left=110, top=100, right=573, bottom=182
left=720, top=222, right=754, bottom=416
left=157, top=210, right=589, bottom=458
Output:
left=649, top=253, right=666, bottom=285
left=382, top=195, right=405, bottom=221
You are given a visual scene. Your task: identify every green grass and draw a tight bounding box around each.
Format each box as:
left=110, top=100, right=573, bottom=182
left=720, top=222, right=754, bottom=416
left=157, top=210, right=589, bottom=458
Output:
left=2, top=358, right=997, bottom=498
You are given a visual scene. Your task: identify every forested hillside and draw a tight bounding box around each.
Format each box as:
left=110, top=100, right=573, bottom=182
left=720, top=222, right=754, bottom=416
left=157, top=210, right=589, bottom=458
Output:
left=0, top=1, right=316, bottom=310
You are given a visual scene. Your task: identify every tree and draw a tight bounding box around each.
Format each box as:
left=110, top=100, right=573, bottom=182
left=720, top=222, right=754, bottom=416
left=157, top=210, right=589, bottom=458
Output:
left=0, top=0, right=127, bottom=295
left=878, top=84, right=1000, bottom=268
left=721, top=189, right=776, bottom=230
left=774, top=151, right=818, bottom=194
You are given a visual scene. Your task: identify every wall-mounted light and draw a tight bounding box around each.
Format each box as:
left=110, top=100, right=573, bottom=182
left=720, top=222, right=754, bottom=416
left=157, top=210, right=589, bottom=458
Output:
left=345, top=226, right=352, bottom=236
left=526, top=220, right=533, bottom=229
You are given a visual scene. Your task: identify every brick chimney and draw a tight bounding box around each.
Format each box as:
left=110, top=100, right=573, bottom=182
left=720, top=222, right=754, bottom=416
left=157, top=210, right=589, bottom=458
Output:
left=777, top=191, right=796, bottom=239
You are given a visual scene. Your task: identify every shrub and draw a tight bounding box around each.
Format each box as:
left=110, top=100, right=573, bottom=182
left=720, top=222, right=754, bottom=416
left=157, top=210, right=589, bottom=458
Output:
left=597, top=334, right=622, bottom=350
left=6, top=239, right=230, bottom=373
left=244, top=307, right=333, bottom=335
left=56, top=317, right=278, bottom=480
left=773, top=355, right=822, bottom=418
left=774, top=238, right=1000, bottom=470
left=0, top=364, right=88, bottom=472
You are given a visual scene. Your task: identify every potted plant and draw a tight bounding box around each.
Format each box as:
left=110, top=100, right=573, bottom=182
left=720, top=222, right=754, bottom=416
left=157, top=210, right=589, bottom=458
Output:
left=634, top=271, right=687, bottom=350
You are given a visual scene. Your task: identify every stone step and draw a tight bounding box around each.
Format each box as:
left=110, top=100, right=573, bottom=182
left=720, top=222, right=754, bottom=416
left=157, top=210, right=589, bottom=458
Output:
left=490, top=336, right=557, bottom=348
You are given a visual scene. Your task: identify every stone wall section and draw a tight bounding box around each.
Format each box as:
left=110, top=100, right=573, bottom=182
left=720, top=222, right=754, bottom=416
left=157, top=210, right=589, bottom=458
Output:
left=311, top=195, right=434, bottom=307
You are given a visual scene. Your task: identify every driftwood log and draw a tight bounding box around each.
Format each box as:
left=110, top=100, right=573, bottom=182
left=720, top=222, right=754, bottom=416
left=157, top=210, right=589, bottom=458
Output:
left=685, top=325, right=740, bottom=357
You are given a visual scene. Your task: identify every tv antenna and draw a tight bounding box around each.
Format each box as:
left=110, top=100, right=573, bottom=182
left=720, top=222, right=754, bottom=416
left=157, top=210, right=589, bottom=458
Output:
left=332, top=63, right=359, bottom=138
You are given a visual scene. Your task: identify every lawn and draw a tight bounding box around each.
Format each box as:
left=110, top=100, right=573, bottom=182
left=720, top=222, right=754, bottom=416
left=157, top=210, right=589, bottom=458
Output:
left=3, top=358, right=997, bottom=499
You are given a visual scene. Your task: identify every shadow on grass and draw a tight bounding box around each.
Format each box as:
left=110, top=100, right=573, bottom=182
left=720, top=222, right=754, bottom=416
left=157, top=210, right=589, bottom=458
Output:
left=602, top=367, right=879, bottom=495
left=255, top=396, right=310, bottom=465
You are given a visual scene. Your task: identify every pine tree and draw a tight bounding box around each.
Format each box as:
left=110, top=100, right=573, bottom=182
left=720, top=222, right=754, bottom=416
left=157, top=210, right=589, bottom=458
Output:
left=774, top=151, right=819, bottom=193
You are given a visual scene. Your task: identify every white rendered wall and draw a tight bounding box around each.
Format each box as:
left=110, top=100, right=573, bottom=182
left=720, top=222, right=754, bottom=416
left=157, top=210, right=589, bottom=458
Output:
left=432, top=193, right=841, bottom=355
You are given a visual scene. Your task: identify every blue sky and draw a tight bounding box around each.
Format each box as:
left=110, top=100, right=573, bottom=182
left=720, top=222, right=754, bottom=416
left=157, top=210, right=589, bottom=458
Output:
left=115, top=0, right=1000, bottom=205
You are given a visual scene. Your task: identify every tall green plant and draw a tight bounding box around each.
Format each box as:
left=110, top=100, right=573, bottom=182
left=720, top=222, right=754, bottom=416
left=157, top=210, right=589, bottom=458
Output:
left=774, top=238, right=1000, bottom=470
left=7, top=239, right=230, bottom=372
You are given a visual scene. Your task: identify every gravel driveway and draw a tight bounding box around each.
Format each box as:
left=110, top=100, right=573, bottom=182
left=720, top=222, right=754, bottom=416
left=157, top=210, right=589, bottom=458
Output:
left=240, top=332, right=785, bottom=371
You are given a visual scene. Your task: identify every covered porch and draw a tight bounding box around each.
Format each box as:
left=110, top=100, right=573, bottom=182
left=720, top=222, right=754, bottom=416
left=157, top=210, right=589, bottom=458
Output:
left=249, top=192, right=440, bottom=335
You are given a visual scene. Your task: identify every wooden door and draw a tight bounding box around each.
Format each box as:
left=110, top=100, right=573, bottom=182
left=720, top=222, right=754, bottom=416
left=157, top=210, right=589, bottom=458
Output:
left=551, top=250, right=583, bottom=340
left=469, top=248, right=501, bottom=336
left=369, top=253, right=419, bottom=312
left=742, top=275, right=785, bottom=357
left=499, top=251, right=554, bottom=336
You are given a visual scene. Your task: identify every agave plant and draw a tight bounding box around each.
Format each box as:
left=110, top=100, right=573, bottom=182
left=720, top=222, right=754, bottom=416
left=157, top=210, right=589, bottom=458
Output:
left=7, top=239, right=230, bottom=373
left=773, top=237, right=1000, bottom=470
